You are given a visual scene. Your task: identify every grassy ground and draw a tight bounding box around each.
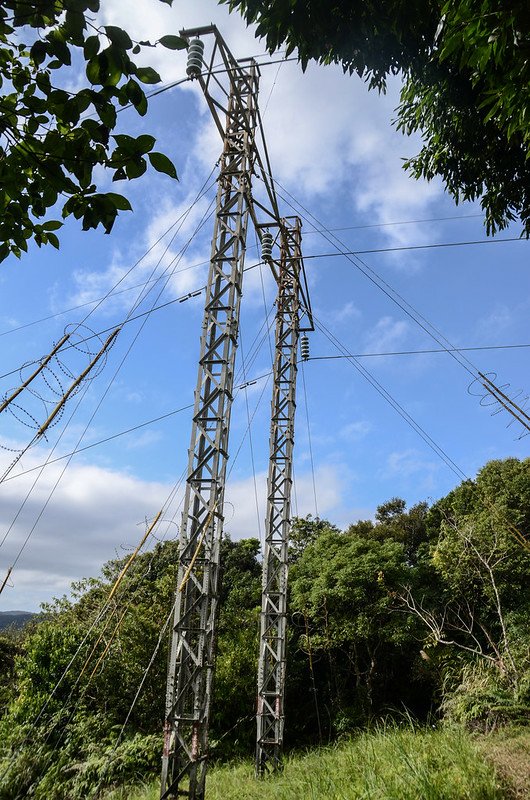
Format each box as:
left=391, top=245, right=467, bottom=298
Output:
left=477, top=726, right=530, bottom=799
left=105, top=725, right=512, bottom=800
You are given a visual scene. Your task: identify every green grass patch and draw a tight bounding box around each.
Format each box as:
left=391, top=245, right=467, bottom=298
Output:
left=106, top=725, right=506, bottom=800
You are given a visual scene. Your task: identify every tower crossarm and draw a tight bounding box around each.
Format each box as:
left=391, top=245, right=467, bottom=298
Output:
left=180, top=26, right=281, bottom=240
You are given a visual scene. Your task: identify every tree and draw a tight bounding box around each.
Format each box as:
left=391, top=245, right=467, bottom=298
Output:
left=0, top=632, right=21, bottom=717
left=402, top=458, right=530, bottom=726
left=223, top=0, right=530, bottom=236
left=287, top=510, right=436, bottom=738
left=0, top=0, right=185, bottom=262
left=212, top=536, right=261, bottom=757
left=0, top=535, right=263, bottom=798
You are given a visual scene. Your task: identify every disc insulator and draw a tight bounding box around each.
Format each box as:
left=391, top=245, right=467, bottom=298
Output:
left=186, top=39, right=204, bottom=78
left=261, top=231, right=273, bottom=262
left=301, top=334, right=310, bottom=361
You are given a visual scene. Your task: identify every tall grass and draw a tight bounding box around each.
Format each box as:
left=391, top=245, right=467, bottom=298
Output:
left=105, top=725, right=504, bottom=800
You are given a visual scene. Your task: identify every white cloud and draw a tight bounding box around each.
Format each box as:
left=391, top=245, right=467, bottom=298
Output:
left=97, top=0, right=443, bottom=254
left=1, top=0, right=468, bottom=613
left=475, top=304, right=514, bottom=339
left=241, top=260, right=277, bottom=309
left=1, top=316, right=20, bottom=329
left=331, top=300, right=362, bottom=325
left=124, top=429, right=163, bottom=450
left=0, top=429, right=350, bottom=611
left=225, top=461, right=346, bottom=540
left=340, top=420, right=373, bottom=441
left=46, top=0, right=448, bottom=332
left=0, top=452, right=171, bottom=611
left=363, top=316, right=410, bottom=354
left=63, top=186, right=214, bottom=313
left=383, top=449, right=439, bottom=486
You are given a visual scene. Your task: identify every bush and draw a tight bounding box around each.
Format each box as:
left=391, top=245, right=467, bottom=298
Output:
left=442, top=660, right=530, bottom=731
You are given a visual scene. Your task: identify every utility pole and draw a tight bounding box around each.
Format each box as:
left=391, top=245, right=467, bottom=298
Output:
left=256, top=218, right=305, bottom=775
left=160, top=29, right=259, bottom=800
left=161, top=29, right=313, bottom=799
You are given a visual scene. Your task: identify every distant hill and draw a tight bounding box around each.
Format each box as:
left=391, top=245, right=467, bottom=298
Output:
left=0, top=610, right=36, bottom=630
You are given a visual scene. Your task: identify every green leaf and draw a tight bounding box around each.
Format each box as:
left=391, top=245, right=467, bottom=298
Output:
left=105, top=192, right=132, bottom=211
left=113, top=133, right=136, bottom=153
left=125, top=157, right=147, bottom=179
left=104, top=26, right=133, bottom=50
left=86, top=57, right=101, bottom=85
left=98, top=101, right=116, bottom=128
left=47, top=232, right=60, bottom=249
left=125, top=79, right=147, bottom=115
left=135, top=134, right=156, bottom=153
left=42, top=220, right=63, bottom=231
left=30, top=40, right=47, bottom=66
left=148, top=151, right=178, bottom=179
left=26, top=117, right=39, bottom=135
left=46, top=29, right=71, bottom=65
left=158, top=35, right=187, bottom=51
left=75, top=90, right=92, bottom=114
left=64, top=9, right=85, bottom=43
left=84, top=35, right=100, bottom=60
left=135, top=66, right=161, bottom=84
left=100, top=47, right=123, bottom=87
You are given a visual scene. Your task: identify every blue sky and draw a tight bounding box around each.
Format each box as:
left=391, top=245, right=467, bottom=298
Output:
left=0, top=0, right=529, bottom=610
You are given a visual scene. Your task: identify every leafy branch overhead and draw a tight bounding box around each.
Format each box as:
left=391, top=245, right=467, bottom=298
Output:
left=0, top=0, right=187, bottom=262
left=223, top=0, right=530, bottom=237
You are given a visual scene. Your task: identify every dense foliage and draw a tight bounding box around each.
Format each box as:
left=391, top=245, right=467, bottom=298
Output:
left=223, top=0, right=530, bottom=236
left=0, top=0, right=184, bottom=261
left=0, top=457, right=529, bottom=798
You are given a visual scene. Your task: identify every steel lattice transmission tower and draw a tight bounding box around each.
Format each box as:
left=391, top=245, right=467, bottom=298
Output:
left=161, top=28, right=312, bottom=800
left=256, top=218, right=306, bottom=775
left=160, top=30, right=259, bottom=800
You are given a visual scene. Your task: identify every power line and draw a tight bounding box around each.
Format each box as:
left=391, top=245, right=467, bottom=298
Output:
left=312, top=312, right=467, bottom=482
left=4, top=222, right=527, bottom=384
left=0, top=366, right=271, bottom=482
left=303, top=236, right=526, bottom=259
left=309, top=343, right=530, bottom=359
left=0, top=204, right=217, bottom=343
left=301, top=213, right=484, bottom=234
left=113, top=56, right=298, bottom=115
left=240, top=332, right=263, bottom=543
left=262, top=174, right=527, bottom=386
left=0, top=180, right=219, bottom=561
left=0, top=227, right=518, bottom=346
left=112, top=315, right=277, bottom=749
left=5, top=320, right=279, bottom=758
left=257, top=172, right=530, bottom=442
left=0, top=327, right=526, bottom=488
left=0, top=257, right=264, bottom=383
left=266, top=177, right=485, bottom=381
left=1, top=466, right=191, bottom=765
left=0, top=296, right=277, bottom=490
left=0, top=403, right=193, bottom=482
left=7, top=336, right=529, bottom=484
